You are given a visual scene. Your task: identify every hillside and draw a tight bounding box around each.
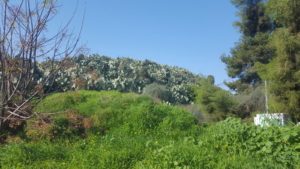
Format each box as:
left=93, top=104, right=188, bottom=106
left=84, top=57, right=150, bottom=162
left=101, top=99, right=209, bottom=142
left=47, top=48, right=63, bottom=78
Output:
left=39, top=55, right=201, bottom=104
left=1, top=91, right=299, bottom=168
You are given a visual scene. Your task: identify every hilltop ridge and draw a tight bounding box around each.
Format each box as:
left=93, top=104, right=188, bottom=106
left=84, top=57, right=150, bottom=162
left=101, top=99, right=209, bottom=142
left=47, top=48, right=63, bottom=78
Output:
left=39, top=54, right=203, bottom=104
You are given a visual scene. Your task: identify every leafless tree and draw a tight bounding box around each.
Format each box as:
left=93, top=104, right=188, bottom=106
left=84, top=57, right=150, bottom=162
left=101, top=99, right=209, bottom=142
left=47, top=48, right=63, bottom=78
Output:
left=0, top=0, right=83, bottom=130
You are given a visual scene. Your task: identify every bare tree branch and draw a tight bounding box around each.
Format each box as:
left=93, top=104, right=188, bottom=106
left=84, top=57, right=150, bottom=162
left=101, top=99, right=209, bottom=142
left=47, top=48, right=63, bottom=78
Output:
left=0, top=0, right=83, bottom=129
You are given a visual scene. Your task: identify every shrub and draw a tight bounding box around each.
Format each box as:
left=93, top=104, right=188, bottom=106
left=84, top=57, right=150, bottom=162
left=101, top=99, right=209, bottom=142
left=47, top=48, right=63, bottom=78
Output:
left=1, top=91, right=300, bottom=168
left=143, top=83, right=172, bottom=102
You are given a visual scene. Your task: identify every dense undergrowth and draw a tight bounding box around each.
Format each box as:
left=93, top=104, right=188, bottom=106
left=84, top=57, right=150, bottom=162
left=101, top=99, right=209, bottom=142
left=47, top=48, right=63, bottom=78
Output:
left=0, top=91, right=300, bottom=169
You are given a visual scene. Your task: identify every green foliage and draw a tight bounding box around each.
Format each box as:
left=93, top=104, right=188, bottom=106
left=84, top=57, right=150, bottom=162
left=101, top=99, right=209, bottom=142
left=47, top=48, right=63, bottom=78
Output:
left=255, top=0, right=300, bottom=117
left=1, top=115, right=300, bottom=168
left=2, top=91, right=300, bottom=168
left=225, top=0, right=300, bottom=119
left=266, top=0, right=300, bottom=32
left=255, top=28, right=300, bottom=118
left=33, top=90, right=197, bottom=137
left=39, top=55, right=200, bottom=104
left=233, top=85, right=266, bottom=118
left=142, top=83, right=172, bottom=102
left=50, top=115, right=86, bottom=139
left=222, top=32, right=274, bottom=93
left=221, top=0, right=274, bottom=93
left=193, top=77, right=237, bottom=120
left=231, top=0, right=272, bottom=37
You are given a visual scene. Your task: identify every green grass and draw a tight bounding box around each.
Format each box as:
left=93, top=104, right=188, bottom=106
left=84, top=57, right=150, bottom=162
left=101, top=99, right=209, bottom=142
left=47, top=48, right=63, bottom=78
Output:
left=0, top=90, right=300, bottom=169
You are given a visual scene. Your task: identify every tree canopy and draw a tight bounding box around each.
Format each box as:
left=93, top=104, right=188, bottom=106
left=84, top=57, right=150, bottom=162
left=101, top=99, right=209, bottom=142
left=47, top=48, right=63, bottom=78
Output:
left=222, top=0, right=274, bottom=93
left=224, top=0, right=300, bottom=119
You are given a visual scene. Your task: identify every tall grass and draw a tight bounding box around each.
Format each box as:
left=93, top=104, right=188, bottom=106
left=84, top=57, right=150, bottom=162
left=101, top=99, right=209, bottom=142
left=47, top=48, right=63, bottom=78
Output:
left=0, top=91, right=299, bottom=168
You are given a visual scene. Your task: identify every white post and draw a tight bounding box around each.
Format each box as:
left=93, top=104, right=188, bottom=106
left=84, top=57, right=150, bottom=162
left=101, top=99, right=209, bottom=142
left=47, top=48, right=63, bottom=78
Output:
left=265, top=80, right=269, bottom=114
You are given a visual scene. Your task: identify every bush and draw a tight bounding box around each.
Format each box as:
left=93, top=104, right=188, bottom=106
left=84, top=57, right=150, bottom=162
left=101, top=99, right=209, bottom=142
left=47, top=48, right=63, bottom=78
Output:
left=32, top=90, right=196, bottom=137
left=1, top=91, right=300, bottom=168
left=143, top=83, right=172, bottom=102
left=193, top=77, right=237, bottom=121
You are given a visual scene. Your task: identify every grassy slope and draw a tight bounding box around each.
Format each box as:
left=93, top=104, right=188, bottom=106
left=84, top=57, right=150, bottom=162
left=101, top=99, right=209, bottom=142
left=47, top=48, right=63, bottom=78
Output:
left=0, top=91, right=300, bottom=169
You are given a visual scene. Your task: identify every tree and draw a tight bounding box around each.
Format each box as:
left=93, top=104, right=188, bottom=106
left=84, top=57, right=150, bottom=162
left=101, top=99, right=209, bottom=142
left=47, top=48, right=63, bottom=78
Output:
left=256, top=29, right=300, bottom=118
left=231, top=0, right=272, bottom=37
left=266, top=0, right=300, bottom=33
left=193, top=76, right=236, bottom=121
left=255, top=0, right=300, bottom=119
left=222, top=33, right=274, bottom=92
left=222, top=0, right=274, bottom=93
left=0, top=0, right=82, bottom=130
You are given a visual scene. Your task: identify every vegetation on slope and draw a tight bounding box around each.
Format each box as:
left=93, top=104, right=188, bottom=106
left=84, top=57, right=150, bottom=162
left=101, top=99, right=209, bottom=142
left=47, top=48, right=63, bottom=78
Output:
left=0, top=91, right=299, bottom=169
left=39, top=55, right=199, bottom=104
left=0, top=0, right=299, bottom=168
